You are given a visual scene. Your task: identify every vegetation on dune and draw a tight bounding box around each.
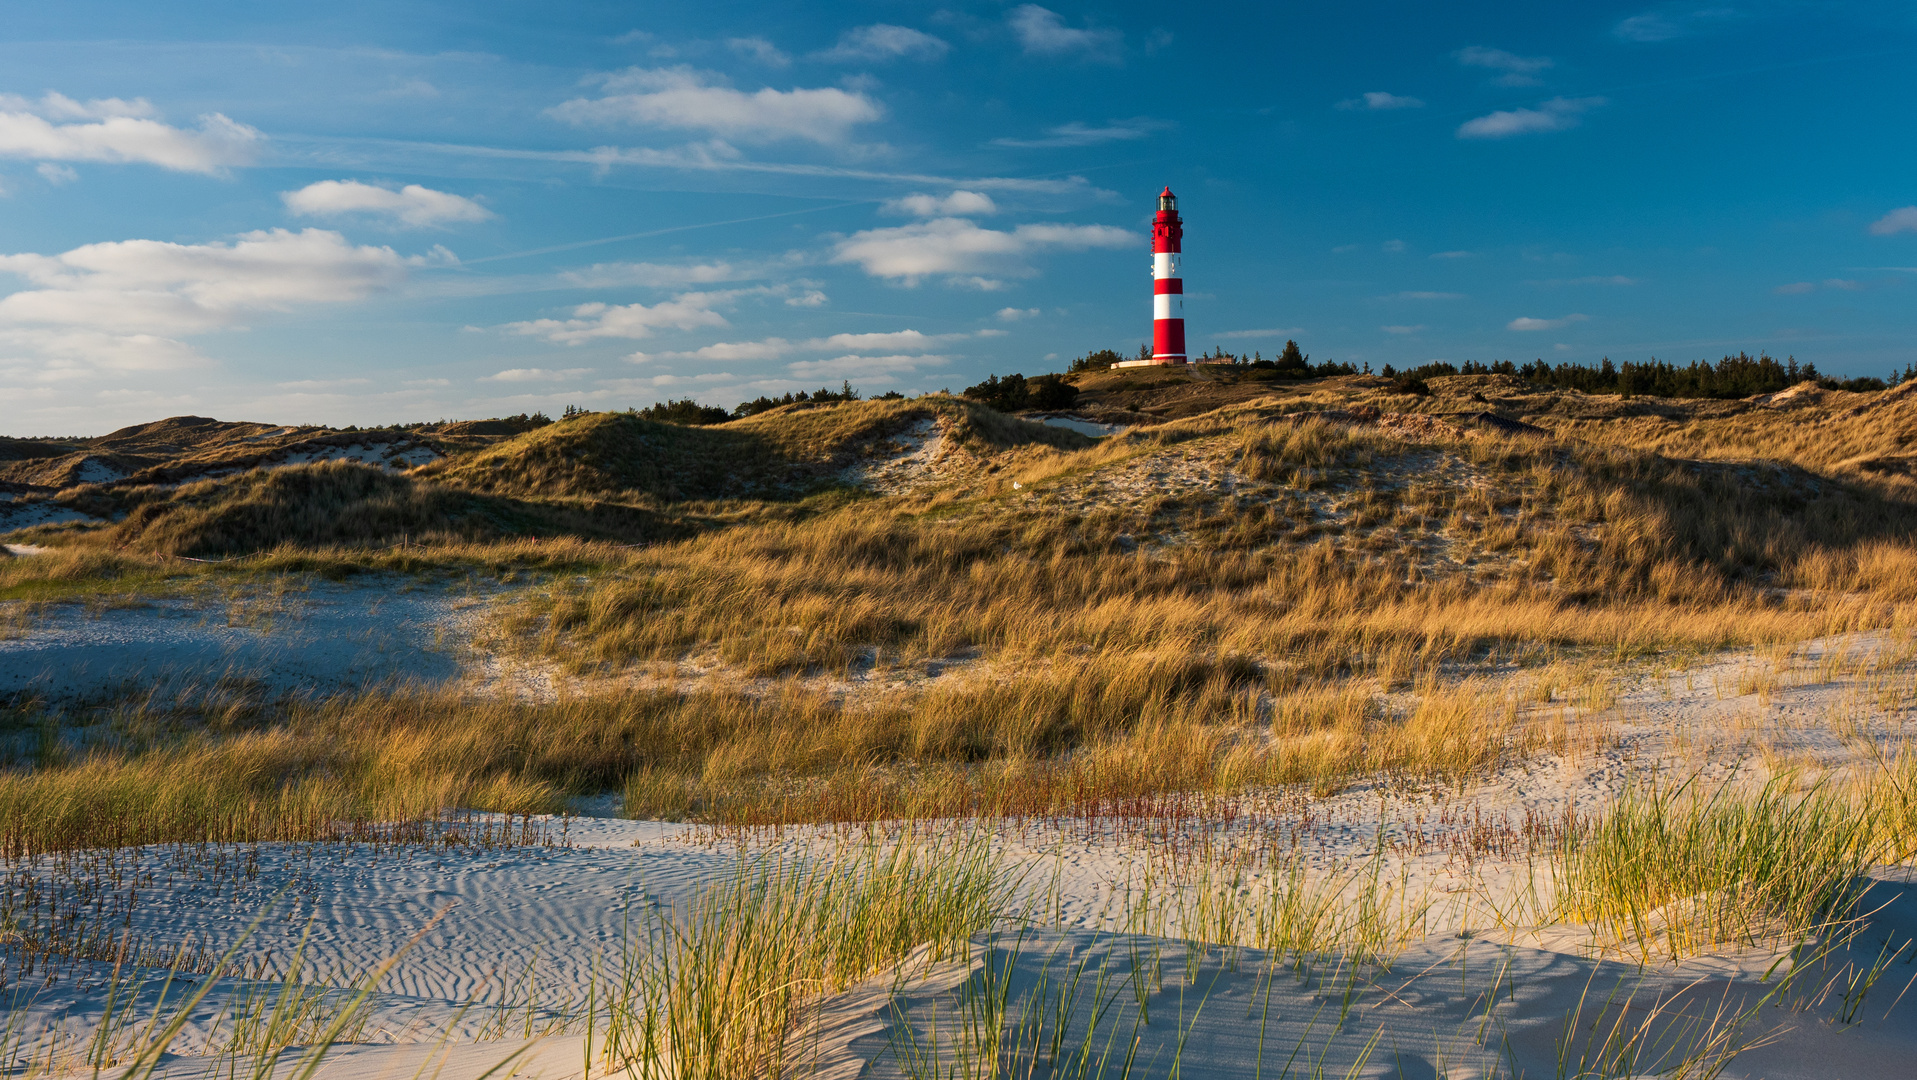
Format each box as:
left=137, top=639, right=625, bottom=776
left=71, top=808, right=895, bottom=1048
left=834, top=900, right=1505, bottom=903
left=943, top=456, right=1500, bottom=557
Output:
left=636, top=383, right=904, bottom=426
left=2, top=374, right=1916, bottom=846
left=513, top=410, right=1917, bottom=686
left=1542, top=381, right=1917, bottom=488
left=961, top=371, right=1078, bottom=411
left=1383, top=352, right=1902, bottom=397
left=1554, top=766, right=1917, bottom=960
left=0, top=536, right=625, bottom=601
left=730, top=379, right=879, bottom=418
left=73, top=462, right=679, bottom=557
left=12, top=371, right=1917, bottom=1080
left=415, top=396, right=1086, bottom=504
left=0, top=646, right=1542, bottom=845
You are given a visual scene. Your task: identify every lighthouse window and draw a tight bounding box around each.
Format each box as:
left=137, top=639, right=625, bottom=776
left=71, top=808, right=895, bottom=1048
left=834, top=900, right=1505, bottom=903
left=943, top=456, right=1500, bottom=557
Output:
left=1159, top=193, right=1176, bottom=213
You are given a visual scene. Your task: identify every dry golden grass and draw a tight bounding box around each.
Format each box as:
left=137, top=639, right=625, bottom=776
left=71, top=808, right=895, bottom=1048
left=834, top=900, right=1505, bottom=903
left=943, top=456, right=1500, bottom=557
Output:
left=5, top=386, right=1917, bottom=838
left=1554, top=382, right=1912, bottom=456
left=417, top=396, right=1088, bottom=504
left=507, top=477, right=1917, bottom=685
left=0, top=642, right=1581, bottom=845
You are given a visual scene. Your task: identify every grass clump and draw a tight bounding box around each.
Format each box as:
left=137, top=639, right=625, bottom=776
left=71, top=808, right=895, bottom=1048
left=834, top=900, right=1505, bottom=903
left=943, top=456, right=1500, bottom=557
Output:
left=598, top=834, right=1001, bottom=1080
left=1552, top=774, right=1905, bottom=961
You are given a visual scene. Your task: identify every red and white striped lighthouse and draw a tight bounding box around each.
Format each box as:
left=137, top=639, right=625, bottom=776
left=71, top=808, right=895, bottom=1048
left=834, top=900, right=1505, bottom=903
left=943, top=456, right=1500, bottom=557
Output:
left=1150, top=186, right=1186, bottom=364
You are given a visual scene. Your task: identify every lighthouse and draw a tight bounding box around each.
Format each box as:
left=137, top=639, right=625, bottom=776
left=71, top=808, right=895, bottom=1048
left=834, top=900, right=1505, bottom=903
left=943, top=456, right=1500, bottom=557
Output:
left=1151, top=186, right=1186, bottom=364
left=1111, top=186, right=1188, bottom=368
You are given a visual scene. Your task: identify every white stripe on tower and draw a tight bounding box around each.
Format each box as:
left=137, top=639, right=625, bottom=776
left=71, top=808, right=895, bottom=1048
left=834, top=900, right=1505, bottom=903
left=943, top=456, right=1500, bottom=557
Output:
left=1151, top=187, right=1185, bottom=364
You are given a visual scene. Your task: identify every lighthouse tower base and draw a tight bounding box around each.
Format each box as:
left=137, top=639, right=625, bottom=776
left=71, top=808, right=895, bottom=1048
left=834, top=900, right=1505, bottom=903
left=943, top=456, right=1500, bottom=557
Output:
left=1112, top=356, right=1186, bottom=368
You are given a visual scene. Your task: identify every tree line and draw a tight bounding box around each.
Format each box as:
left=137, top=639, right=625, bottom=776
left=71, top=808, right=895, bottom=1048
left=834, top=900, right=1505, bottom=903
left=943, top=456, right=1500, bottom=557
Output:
left=1070, top=339, right=1358, bottom=379
left=633, top=382, right=904, bottom=425
left=1378, top=354, right=1908, bottom=398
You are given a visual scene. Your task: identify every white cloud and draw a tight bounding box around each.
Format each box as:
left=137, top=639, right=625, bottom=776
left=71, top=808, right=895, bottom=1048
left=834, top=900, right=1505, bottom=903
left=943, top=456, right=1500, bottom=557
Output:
left=0, top=328, right=205, bottom=374
left=1392, top=291, right=1467, bottom=300
left=1007, top=5, right=1122, bottom=62
left=0, top=93, right=258, bottom=174
left=816, top=25, right=949, bottom=63
left=1431, top=250, right=1473, bottom=259
left=640, top=336, right=793, bottom=362
left=1615, top=14, right=1685, bottom=41
left=405, top=377, right=451, bottom=387
left=0, top=228, right=421, bottom=336
left=277, top=377, right=370, bottom=390
left=0, top=92, right=157, bottom=120
left=817, top=329, right=965, bottom=352
left=384, top=79, right=441, bottom=99
left=0, top=228, right=423, bottom=372
left=635, top=328, right=974, bottom=363
left=548, top=67, right=882, bottom=145
left=882, top=191, right=998, bottom=217
left=36, top=162, right=77, bottom=185
left=503, top=290, right=747, bottom=343
left=830, top=217, right=1136, bottom=285
left=1381, top=239, right=1406, bottom=253
left=727, top=37, right=791, bottom=67
left=1382, top=324, right=1426, bottom=334
left=1615, top=6, right=1745, bottom=42
left=1774, top=278, right=1864, bottom=295
left=991, top=118, right=1169, bottom=147
left=1454, top=46, right=1554, bottom=87
left=1870, top=207, right=1917, bottom=236
left=282, top=180, right=493, bottom=228
left=484, top=367, right=593, bottom=382
left=1336, top=92, right=1424, bottom=111
left=1458, top=97, right=1606, bottom=139
left=787, top=353, right=937, bottom=378
left=559, top=259, right=774, bottom=289
left=786, top=289, right=828, bottom=307
left=1507, top=313, right=1589, bottom=331
left=996, top=306, right=1041, bottom=321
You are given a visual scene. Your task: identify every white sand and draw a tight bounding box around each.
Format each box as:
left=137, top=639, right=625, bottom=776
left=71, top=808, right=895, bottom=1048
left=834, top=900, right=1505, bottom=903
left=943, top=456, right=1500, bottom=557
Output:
left=0, top=500, right=104, bottom=530
left=3, top=588, right=1913, bottom=1076
left=1034, top=414, right=1129, bottom=437
left=0, top=580, right=478, bottom=703
left=7, top=813, right=1912, bottom=1080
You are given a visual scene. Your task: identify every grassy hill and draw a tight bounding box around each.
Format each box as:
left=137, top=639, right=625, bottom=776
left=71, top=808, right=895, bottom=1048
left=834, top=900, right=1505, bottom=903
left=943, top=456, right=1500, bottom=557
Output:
left=4, top=371, right=1917, bottom=836
left=0, top=397, right=1093, bottom=555
left=417, top=396, right=1088, bottom=502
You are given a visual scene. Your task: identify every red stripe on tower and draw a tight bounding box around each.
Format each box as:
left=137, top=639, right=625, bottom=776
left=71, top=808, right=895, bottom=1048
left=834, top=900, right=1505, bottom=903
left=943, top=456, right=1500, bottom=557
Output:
left=1151, top=186, right=1186, bottom=364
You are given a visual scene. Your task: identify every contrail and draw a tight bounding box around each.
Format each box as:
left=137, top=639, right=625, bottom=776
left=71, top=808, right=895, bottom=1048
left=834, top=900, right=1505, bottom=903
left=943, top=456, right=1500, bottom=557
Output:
left=458, top=201, right=871, bottom=265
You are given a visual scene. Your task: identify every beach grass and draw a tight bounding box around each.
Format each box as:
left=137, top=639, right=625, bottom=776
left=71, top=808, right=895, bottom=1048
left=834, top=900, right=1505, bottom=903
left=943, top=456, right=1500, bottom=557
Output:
left=1551, top=760, right=1917, bottom=961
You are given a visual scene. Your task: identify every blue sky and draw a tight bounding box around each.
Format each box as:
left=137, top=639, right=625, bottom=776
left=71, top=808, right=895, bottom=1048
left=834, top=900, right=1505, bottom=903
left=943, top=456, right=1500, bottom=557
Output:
left=1, top=1, right=1914, bottom=434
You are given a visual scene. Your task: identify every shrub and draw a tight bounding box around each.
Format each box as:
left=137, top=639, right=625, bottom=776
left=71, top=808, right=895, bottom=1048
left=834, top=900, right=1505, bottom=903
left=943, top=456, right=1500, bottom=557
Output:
left=638, top=399, right=730, bottom=426
left=734, top=381, right=863, bottom=418
left=1069, top=348, right=1125, bottom=372
left=962, top=373, right=1078, bottom=412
